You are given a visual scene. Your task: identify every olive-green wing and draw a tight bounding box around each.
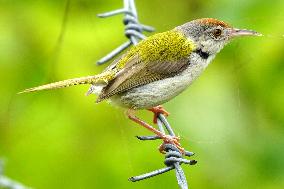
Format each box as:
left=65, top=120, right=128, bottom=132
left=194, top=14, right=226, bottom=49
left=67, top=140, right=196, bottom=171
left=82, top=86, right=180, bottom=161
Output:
left=97, top=55, right=190, bottom=102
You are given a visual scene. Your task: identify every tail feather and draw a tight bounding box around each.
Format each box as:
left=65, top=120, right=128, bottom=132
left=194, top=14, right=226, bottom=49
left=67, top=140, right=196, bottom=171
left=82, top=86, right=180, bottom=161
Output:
left=18, top=71, right=115, bottom=94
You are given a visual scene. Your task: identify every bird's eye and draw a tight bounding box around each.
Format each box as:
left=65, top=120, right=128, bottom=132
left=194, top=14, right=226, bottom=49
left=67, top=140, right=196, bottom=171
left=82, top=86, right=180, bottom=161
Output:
left=213, top=28, right=222, bottom=38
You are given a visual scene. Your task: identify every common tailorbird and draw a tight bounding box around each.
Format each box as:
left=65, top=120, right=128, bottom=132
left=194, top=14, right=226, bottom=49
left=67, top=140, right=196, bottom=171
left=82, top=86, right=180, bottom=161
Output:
left=20, top=18, right=261, bottom=153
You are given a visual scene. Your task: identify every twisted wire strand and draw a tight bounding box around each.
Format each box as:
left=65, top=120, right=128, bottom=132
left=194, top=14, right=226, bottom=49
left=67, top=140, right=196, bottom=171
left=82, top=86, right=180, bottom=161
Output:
left=96, top=0, right=154, bottom=64
left=97, top=1, right=196, bottom=189
left=132, top=116, right=197, bottom=189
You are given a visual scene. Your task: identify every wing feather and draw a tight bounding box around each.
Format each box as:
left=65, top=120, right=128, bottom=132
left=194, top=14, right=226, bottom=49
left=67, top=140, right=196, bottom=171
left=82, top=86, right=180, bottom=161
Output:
left=97, top=30, right=194, bottom=102
left=97, top=57, right=189, bottom=102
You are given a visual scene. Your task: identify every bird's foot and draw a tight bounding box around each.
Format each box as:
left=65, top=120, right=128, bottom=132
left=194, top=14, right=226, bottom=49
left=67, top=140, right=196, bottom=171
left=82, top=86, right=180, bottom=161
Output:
left=127, top=109, right=184, bottom=154
left=148, top=105, right=170, bottom=124
left=159, top=135, right=185, bottom=154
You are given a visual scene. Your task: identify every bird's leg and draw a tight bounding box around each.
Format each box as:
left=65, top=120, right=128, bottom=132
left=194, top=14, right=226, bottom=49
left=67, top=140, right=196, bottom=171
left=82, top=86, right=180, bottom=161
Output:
left=148, top=105, right=170, bottom=124
left=127, top=109, right=184, bottom=154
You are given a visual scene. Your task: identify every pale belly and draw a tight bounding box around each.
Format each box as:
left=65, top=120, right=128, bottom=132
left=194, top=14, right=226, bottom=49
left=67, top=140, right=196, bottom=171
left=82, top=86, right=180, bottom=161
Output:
left=110, top=58, right=209, bottom=109
left=110, top=76, right=191, bottom=109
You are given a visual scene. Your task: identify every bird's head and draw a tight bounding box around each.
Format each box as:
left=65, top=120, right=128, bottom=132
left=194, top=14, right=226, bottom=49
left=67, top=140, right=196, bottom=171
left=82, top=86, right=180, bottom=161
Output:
left=176, top=18, right=261, bottom=57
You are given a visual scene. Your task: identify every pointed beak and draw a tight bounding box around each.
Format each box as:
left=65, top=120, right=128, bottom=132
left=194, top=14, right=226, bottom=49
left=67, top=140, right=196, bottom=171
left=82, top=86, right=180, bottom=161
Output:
left=230, top=28, right=262, bottom=38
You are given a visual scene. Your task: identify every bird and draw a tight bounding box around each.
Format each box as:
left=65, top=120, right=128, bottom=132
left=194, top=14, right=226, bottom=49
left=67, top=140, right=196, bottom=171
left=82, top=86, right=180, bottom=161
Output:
left=19, top=18, right=261, bottom=153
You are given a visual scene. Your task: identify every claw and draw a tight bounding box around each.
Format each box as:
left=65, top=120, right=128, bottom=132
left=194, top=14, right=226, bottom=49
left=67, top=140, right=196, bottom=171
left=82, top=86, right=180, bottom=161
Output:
left=148, top=105, right=170, bottom=124
left=159, top=135, right=185, bottom=154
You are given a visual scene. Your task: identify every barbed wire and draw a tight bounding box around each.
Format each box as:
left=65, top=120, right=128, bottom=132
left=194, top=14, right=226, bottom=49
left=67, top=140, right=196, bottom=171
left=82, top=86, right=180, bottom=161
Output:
left=96, top=0, right=154, bottom=64
left=0, top=160, right=31, bottom=189
left=96, top=1, right=197, bottom=188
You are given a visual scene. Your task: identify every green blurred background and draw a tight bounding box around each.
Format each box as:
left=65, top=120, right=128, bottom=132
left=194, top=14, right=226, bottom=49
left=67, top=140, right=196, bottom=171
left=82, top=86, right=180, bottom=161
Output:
left=1, top=0, right=284, bottom=188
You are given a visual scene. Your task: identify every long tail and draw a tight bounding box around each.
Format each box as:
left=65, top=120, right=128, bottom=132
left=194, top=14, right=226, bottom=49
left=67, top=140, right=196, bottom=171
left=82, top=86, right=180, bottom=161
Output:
left=18, top=71, right=115, bottom=94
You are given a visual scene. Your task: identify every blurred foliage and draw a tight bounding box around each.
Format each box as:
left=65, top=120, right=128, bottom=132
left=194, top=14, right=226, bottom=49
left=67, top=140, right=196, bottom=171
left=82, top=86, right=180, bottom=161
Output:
left=0, top=0, right=284, bottom=188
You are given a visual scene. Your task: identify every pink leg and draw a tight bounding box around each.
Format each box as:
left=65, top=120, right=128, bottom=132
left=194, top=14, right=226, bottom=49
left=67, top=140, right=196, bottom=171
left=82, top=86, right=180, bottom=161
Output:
left=127, top=109, right=184, bottom=154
